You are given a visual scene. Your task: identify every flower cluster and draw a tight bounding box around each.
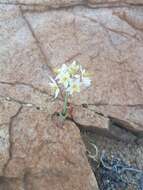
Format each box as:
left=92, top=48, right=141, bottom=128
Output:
left=49, top=61, right=91, bottom=98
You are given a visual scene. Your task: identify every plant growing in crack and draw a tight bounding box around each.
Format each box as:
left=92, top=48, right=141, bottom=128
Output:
left=49, top=60, right=91, bottom=120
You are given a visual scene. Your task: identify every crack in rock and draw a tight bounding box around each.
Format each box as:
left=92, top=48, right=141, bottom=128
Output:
left=68, top=104, right=143, bottom=139
left=2, top=106, right=23, bottom=176
left=19, top=3, right=143, bottom=15
left=0, top=81, right=51, bottom=97
left=109, top=116, right=143, bottom=135
left=113, top=10, right=143, bottom=33
left=0, top=1, right=143, bottom=9
left=0, top=94, right=36, bottom=108
left=19, top=8, right=64, bottom=98
left=20, top=7, right=55, bottom=78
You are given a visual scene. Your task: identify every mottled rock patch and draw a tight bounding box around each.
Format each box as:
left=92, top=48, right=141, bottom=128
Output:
left=0, top=98, right=98, bottom=190
left=0, top=1, right=143, bottom=189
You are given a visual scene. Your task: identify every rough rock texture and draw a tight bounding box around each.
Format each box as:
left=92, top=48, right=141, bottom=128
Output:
left=0, top=1, right=143, bottom=189
left=0, top=98, right=98, bottom=190
left=0, top=0, right=143, bottom=6
left=21, top=4, right=143, bottom=134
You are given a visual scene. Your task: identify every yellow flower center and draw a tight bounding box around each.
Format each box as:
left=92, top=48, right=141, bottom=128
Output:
left=72, top=84, right=80, bottom=92
left=54, top=68, right=60, bottom=74
left=62, top=76, right=69, bottom=82
left=83, top=71, right=90, bottom=77
left=69, top=68, right=77, bottom=75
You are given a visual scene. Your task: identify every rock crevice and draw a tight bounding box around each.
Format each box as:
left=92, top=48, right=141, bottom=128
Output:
left=2, top=106, right=23, bottom=176
left=0, top=2, right=143, bottom=189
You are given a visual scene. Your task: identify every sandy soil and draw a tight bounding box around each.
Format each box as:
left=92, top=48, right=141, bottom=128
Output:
left=81, top=124, right=143, bottom=190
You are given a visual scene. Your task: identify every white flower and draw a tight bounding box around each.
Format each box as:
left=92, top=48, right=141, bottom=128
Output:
left=68, top=60, right=79, bottom=76
left=82, top=77, right=91, bottom=87
left=79, top=65, right=91, bottom=87
left=80, top=66, right=89, bottom=78
left=55, top=64, right=71, bottom=88
left=49, top=61, right=91, bottom=99
left=57, top=71, right=70, bottom=88
left=49, top=77, right=60, bottom=98
left=66, top=79, right=81, bottom=95
left=55, top=64, right=68, bottom=76
left=74, top=74, right=80, bottom=79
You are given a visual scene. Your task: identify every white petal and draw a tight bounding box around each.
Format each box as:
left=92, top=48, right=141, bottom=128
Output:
left=61, top=64, right=68, bottom=72
left=74, top=74, right=80, bottom=79
left=72, top=60, right=76, bottom=64
left=82, top=77, right=91, bottom=87
left=49, top=76, right=56, bottom=84
left=54, top=88, right=60, bottom=98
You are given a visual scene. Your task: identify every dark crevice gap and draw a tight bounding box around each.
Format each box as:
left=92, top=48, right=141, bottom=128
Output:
left=109, top=116, right=143, bottom=138
left=68, top=115, right=139, bottom=143
left=79, top=121, right=143, bottom=190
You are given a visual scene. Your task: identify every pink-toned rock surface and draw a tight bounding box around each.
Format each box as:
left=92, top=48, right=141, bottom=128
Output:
left=0, top=97, right=98, bottom=190
left=0, top=1, right=143, bottom=189
left=0, top=0, right=143, bottom=6
left=23, top=5, right=143, bottom=133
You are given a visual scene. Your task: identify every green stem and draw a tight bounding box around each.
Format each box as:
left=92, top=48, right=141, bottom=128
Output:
left=62, top=93, right=68, bottom=117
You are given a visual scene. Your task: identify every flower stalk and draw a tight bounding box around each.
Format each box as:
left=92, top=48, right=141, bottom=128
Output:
left=49, top=60, right=92, bottom=121
left=62, top=92, right=68, bottom=117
